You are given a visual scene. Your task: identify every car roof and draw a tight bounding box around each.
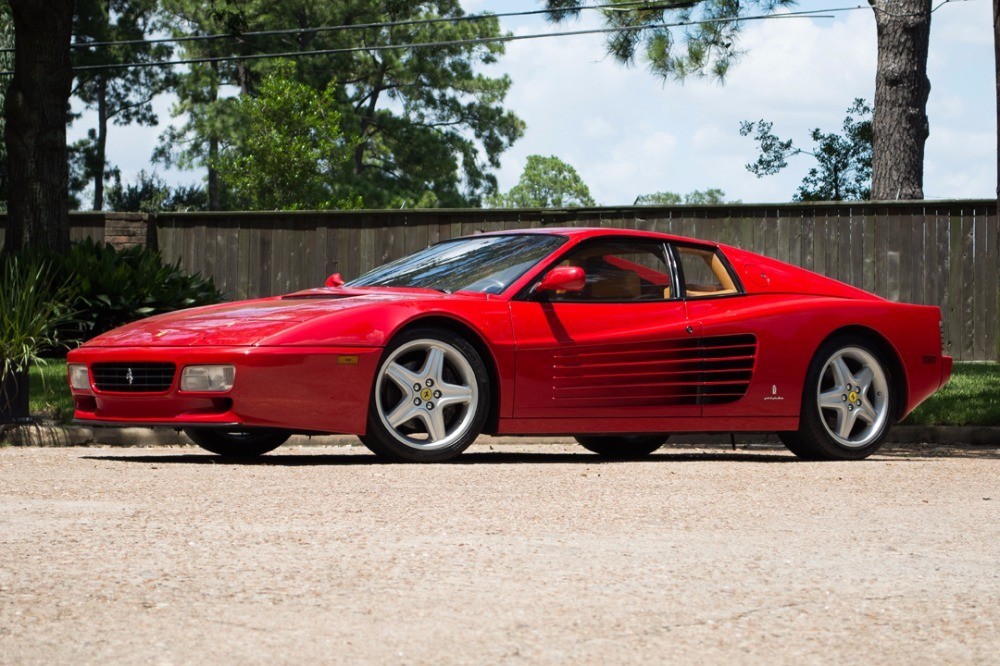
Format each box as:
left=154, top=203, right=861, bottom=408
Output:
left=475, top=226, right=722, bottom=248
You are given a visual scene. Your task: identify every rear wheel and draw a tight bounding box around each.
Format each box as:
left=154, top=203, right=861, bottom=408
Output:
left=361, top=328, right=490, bottom=463
left=184, top=428, right=290, bottom=458
left=780, top=336, right=895, bottom=460
left=574, top=435, right=669, bottom=459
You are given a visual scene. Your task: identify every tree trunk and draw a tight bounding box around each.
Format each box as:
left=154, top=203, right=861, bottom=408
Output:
left=869, top=0, right=931, bottom=200
left=93, top=77, right=108, bottom=211
left=2, top=0, right=74, bottom=253
left=994, top=0, right=999, bottom=201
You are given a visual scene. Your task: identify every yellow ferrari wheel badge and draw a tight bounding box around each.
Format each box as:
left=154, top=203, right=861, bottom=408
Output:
left=848, top=390, right=859, bottom=403
left=420, top=388, right=434, bottom=401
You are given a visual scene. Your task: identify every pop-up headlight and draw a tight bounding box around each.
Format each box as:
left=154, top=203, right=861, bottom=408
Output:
left=180, top=365, right=236, bottom=392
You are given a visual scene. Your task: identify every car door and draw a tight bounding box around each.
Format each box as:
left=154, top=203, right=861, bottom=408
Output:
left=672, top=243, right=777, bottom=419
left=509, top=237, right=702, bottom=420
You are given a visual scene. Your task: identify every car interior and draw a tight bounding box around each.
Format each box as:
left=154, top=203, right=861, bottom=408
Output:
left=551, top=240, right=739, bottom=301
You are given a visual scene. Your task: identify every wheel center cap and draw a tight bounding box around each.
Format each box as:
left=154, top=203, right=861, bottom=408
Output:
left=420, top=387, right=434, bottom=401
left=848, top=390, right=859, bottom=403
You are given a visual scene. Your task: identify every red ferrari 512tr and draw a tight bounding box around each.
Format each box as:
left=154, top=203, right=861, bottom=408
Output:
left=67, top=227, right=952, bottom=462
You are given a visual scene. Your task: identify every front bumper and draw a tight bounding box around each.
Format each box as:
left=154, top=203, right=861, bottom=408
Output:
left=66, top=345, right=382, bottom=435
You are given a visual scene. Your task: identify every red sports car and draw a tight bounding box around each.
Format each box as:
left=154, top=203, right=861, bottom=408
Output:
left=67, top=227, right=951, bottom=462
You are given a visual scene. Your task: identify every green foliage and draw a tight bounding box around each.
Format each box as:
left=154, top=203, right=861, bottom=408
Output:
left=155, top=0, right=524, bottom=209
left=684, top=188, right=732, bottom=205
left=106, top=171, right=209, bottom=212
left=29, top=361, right=75, bottom=423
left=903, top=363, right=1000, bottom=427
left=545, top=0, right=795, bottom=82
left=740, top=99, right=873, bottom=202
left=490, top=155, right=596, bottom=208
left=635, top=188, right=733, bottom=205
left=0, top=255, right=76, bottom=378
left=68, top=130, right=120, bottom=210
left=635, top=191, right=682, bottom=205
left=0, top=5, right=13, bottom=212
left=48, top=238, right=223, bottom=343
left=215, top=65, right=359, bottom=210
left=71, top=0, right=174, bottom=210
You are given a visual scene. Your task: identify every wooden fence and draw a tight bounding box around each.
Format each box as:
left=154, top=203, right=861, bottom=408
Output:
left=2, top=200, right=998, bottom=361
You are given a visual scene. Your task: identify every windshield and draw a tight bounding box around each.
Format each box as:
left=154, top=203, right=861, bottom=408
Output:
left=346, top=234, right=566, bottom=294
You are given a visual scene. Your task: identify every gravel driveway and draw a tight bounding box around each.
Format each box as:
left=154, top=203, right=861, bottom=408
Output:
left=1, top=440, right=998, bottom=664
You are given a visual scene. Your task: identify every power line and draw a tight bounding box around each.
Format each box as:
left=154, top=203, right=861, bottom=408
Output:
left=0, top=1, right=689, bottom=53
left=0, top=6, right=850, bottom=76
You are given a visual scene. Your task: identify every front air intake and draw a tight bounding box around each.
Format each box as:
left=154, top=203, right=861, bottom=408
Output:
left=91, top=363, right=176, bottom=393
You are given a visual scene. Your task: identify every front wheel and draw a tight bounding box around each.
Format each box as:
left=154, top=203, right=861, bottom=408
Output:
left=780, top=336, right=896, bottom=460
left=184, top=428, right=290, bottom=458
left=574, top=435, right=669, bottom=459
left=361, top=328, right=490, bottom=462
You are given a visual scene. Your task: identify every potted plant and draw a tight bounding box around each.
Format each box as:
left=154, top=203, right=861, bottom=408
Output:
left=0, top=255, right=75, bottom=423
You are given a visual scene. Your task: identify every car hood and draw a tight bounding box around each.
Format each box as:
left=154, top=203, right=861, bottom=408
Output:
left=83, top=288, right=447, bottom=347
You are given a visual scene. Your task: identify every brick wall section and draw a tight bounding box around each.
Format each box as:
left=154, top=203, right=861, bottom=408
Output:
left=102, top=212, right=154, bottom=250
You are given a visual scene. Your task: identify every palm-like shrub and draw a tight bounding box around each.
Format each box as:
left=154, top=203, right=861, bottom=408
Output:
left=0, top=256, right=75, bottom=422
left=57, top=238, right=223, bottom=342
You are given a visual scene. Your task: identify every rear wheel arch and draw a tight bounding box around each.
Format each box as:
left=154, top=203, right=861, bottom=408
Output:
left=814, top=325, right=907, bottom=421
left=390, top=315, right=502, bottom=434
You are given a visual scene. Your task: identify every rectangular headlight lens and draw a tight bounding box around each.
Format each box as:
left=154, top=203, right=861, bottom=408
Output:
left=181, top=365, right=235, bottom=392
left=68, top=364, right=90, bottom=390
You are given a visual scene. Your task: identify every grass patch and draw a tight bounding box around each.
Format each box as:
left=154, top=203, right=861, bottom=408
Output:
left=21, top=360, right=1000, bottom=428
left=29, top=360, right=75, bottom=423
left=903, top=362, right=1000, bottom=427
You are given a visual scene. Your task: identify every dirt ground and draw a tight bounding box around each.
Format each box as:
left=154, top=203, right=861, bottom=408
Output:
left=1, top=439, right=998, bottom=665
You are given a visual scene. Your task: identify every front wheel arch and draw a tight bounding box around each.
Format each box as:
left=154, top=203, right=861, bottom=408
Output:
left=388, top=315, right=502, bottom=434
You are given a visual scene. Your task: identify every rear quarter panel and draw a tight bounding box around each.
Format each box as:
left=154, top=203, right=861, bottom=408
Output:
left=687, top=294, right=947, bottom=422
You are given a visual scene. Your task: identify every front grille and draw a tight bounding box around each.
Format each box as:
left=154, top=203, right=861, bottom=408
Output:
left=92, top=363, right=176, bottom=393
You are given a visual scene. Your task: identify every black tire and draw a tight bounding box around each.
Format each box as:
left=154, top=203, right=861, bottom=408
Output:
left=361, top=328, right=490, bottom=463
left=780, top=335, right=896, bottom=460
left=184, top=428, right=290, bottom=458
left=574, top=435, right=669, bottom=459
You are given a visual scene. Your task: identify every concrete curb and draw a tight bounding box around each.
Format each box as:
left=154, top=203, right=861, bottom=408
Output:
left=1, top=423, right=997, bottom=448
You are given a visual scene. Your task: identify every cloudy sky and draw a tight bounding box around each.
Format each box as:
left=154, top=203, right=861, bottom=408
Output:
left=73, top=0, right=996, bottom=206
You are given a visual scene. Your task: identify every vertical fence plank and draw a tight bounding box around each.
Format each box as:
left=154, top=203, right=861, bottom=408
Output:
left=959, top=211, right=975, bottom=360
left=203, top=217, right=218, bottom=294
left=947, top=211, right=964, bottom=360
left=236, top=222, right=250, bottom=301
left=971, top=208, right=987, bottom=360
left=898, top=208, right=914, bottom=304
left=986, top=206, right=1000, bottom=359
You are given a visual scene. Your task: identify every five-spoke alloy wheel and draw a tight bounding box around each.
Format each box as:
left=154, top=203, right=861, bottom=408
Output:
left=361, top=328, right=490, bottom=462
left=781, top=336, right=895, bottom=460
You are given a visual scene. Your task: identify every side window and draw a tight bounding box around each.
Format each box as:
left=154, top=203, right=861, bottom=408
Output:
left=675, top=246, right=740, bottom=298
left=548, top=239, right=673, bottom=302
